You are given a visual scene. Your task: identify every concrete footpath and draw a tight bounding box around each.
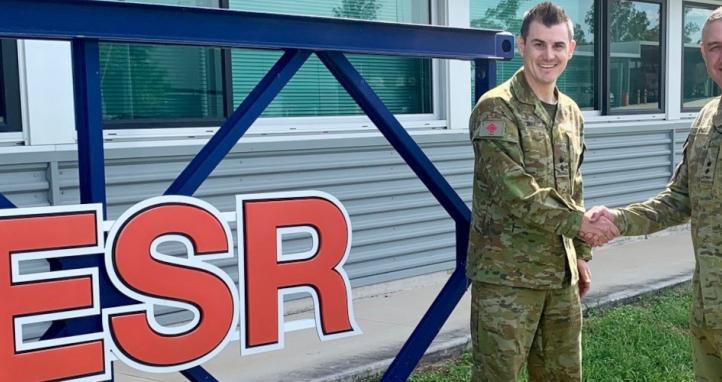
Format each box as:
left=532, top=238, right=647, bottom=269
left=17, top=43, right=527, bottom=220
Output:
left=115, top=230, right=695, bottom=382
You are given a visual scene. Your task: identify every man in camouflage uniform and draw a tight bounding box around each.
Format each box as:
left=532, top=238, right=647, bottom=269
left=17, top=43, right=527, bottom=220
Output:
left=590, top=7, right=722, bottom=380
left=467, top=2, right=617, bottom=381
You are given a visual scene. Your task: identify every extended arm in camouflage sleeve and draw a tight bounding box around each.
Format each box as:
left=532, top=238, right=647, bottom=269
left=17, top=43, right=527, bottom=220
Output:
left=471, top=101, right=584, bottom=238
left=572, top=141, right=592, bottom=261
left=614, top=137, right=692, bottom=236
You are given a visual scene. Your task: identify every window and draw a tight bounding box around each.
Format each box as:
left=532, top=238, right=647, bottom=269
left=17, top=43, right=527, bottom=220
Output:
left=229, top=0, right=431, bottom=117
left=470, top=0, right=665, bottom=115
left=470, top=0, right=596, bottom=110
left=682, top=3, right=720, bottom=111
left=607, top=0, right=663, bottom=113
left=101, top=0, right=224, bottom=128
left=101, top=0, right=433, bottom=129
left=100, top=44, right=224, bottom=126
left=0, top=39, right=21, bottom=133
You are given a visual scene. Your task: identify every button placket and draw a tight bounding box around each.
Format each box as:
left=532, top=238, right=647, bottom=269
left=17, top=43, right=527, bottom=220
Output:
left=701, top=135, right=721, bottom=184
left=553, top=130, right=571, bottom=194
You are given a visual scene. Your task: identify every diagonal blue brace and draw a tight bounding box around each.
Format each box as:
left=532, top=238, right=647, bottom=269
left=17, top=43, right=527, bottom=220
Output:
left=317, top=51, right=473, bottom=382
left=0, top=192, right=16, bottom=209
left=317, top=52, right=470, bottom=224
left=180, top=367, right=219, bottom=382
left=166, top=49, right=310, bottom=196
left=167, top=48, right=309, bottom=382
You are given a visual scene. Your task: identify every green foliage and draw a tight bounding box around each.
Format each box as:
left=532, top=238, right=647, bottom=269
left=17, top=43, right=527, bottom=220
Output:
left=100, top=44, right=170, bottom=120
left=683, top=7, right=701, bottom=44
left=332, top=0, right=381, bottom=20
left=585, top=0, right=659, bottom=43
left=401, top=285, right=694, bottom=382
left=471, top=0, right=527, bottom=33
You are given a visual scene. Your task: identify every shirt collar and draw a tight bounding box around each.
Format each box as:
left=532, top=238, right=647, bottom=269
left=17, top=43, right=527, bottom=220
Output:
left=510, top=68, right=560, bottom=106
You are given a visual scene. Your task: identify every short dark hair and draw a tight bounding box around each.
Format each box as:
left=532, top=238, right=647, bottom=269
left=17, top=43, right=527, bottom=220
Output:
left=520, top=2, right=574, bottom=41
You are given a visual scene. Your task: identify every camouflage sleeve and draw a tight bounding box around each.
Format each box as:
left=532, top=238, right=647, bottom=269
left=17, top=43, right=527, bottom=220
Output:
left=613, top=134, right=693, bottom=236
left=471, top=99, right=584, bottom=238
left=572, top=125, right=592, bottom=261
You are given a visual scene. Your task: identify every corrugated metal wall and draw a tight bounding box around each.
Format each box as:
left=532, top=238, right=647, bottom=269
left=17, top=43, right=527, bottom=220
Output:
left=584, top=122, right=690, bottom=207
left=1, top=121, right=691, bottom=337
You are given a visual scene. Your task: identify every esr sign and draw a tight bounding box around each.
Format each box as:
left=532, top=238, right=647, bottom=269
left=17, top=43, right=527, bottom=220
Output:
left=0, top=191, right=360, bottom=382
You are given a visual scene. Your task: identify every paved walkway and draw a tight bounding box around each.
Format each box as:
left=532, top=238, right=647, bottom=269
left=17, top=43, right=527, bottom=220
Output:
left=115, top=230, right=695, bottom=382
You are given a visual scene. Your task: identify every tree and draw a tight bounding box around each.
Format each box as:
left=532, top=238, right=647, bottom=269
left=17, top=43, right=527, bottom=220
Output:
left=574, top=22, right=588, bottom=44
left=683, top=7, right=701, bottom=44
left=100, top=44, right=171, bottom=120
left=471, top=0, right=526, bottom=33
left=585, top=0, right=659, bottom=43
left=332, top=0, right=382, bottom=20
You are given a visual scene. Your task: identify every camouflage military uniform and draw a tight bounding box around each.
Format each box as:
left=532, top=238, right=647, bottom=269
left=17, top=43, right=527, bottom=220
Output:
left=468, top=69, right=590, bottom=381
left=613, top=97, right=722, bottom=381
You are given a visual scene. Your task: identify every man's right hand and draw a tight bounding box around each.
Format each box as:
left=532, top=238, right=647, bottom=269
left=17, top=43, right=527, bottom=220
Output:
left=578, top=206, right=619, bottom=247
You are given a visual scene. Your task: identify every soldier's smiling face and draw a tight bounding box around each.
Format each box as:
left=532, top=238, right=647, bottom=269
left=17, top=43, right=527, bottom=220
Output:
left=517, top=20, right=576, bottom=90
left=702, top=19, right=722, bottom=89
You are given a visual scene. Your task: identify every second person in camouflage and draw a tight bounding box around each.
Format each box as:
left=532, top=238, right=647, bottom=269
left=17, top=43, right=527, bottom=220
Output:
left=588, top=7, right=722, bottom=380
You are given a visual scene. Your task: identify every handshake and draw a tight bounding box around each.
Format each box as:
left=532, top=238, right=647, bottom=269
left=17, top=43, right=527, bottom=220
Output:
left=578, top=206, right=618, bottom=247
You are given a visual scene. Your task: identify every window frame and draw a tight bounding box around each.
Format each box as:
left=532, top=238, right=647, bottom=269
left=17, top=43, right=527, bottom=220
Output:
left=102, top=0, right=442, bottom=137
left=100, top=42, right=228, bottom=130
left=603, top=0, right=666, bottom=116
left=0, top=40, right=21, bottom=133
left=680, top=1, right=720, bottom=113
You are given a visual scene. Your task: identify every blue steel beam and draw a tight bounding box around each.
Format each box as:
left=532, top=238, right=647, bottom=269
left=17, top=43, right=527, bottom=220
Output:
left=165, top=49, right=310, bottom=196
left=73, top=39, right=106, bottom=209
left=46, top=39, right=220, bottom=382
left=0, top=0, right=513, bottom=61
left=41, top=41, right=137, bottom=382
left=474, top=59, right=497, bottom=104
left=0, top=192, right=15, bottom=209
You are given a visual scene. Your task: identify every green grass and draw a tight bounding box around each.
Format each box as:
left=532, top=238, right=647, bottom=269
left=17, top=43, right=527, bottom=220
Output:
left=406, top=285, right=694, bottom=382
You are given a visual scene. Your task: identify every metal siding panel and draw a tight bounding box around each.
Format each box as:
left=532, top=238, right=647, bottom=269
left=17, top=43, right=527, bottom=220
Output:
left=584, top=128, right=676, bottom=208
left=6, top=120, right=703, bottom=333
left=0, top=163, right=50, bottom=207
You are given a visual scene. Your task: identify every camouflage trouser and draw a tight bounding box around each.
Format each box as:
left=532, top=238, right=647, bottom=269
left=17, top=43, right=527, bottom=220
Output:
left=470, top=281, right=582, bottom=382
left=692, top=276, right=722, bottom=381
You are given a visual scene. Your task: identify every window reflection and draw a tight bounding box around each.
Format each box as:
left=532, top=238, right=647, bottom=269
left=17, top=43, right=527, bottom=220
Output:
left=230, top=0, right=433, bottom=117
left=608, top=0, right=662, bottom=112
left=0, top=45, right=5, bottom=125
left=101, top=0, right=224, bottom=124
left=683, top=4, right=721, bottom=110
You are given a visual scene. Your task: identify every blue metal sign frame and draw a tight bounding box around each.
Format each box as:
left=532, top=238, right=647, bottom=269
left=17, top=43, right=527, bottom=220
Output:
left=0, top=1, right=512, bottom=381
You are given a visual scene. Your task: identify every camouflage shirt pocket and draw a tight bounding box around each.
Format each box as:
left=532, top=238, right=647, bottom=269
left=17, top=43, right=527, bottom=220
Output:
left=695, top=132, right=721, bottom=186
left=519, top=123, right=551, bottom=181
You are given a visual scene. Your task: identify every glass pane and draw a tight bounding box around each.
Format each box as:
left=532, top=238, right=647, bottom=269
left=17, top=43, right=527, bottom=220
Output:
left=470, top=0, right=596, bottom=110
left=101, top=44, right=223, bottom=121
left=229, top=0, right=432, bottom=117
left=608, top=0, right=662, bottom=112
left=0, top=45, right=5, bottom=125
left=100, top=0, right=223, bottom=124
left=683, top=4, right=720, bottom=110
left=120, top=0, right=219, bottom=8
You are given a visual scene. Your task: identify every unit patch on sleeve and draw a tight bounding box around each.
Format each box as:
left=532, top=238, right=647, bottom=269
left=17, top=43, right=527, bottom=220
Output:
left=477, top=120, right=506, bottom=138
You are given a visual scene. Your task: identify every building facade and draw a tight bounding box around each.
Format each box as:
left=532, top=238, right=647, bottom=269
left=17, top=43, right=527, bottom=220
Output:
left=0, top=0, right=709, bottom=335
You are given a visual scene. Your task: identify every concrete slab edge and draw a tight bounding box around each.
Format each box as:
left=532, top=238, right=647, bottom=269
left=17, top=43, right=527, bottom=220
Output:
left=581, top=274, right=692, bottom=313
left=313, top=274, right=693, bottom=382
